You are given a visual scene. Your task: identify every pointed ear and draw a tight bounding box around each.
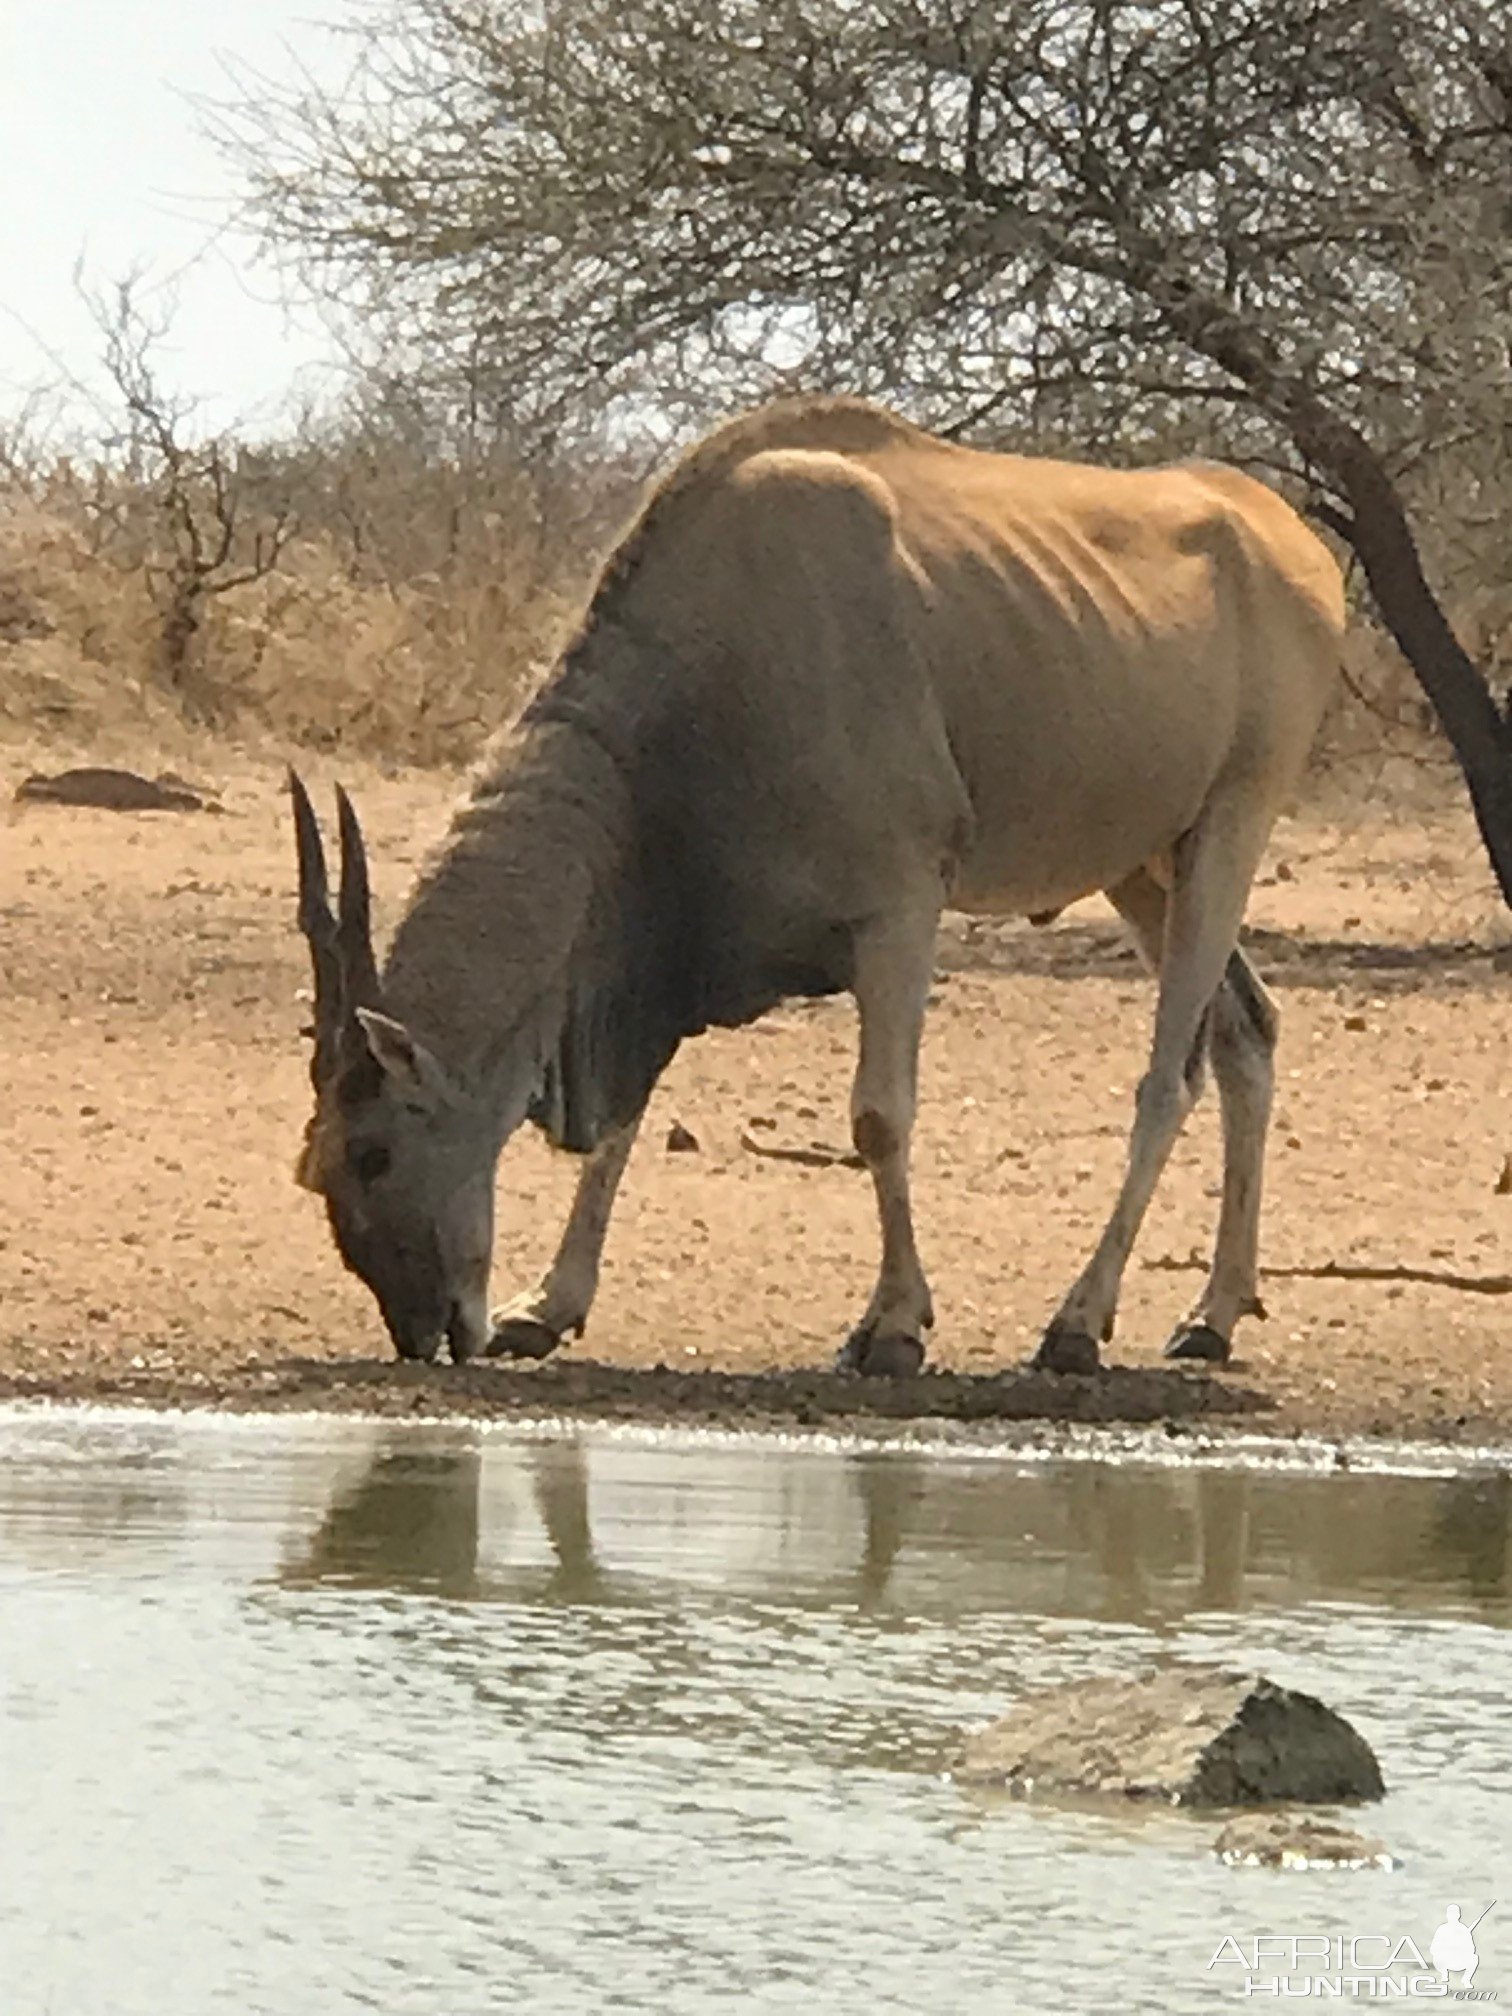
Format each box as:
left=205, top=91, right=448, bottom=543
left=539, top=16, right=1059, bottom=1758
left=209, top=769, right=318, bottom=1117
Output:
left=353, top=1007, right=457, bottom=1107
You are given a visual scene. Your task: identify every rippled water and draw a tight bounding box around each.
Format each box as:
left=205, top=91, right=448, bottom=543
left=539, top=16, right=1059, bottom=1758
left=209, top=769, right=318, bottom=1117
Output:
left=0, top=1410, right=1508, bottom=2015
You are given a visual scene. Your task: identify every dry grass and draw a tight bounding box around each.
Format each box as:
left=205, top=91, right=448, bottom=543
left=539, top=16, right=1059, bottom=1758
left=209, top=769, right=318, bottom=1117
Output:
left=0, top=441, right=1507, bottom=789
left=0, top=490, right=579, bottom=768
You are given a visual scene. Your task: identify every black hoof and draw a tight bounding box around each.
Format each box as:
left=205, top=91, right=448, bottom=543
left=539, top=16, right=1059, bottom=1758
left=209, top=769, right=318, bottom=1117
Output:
left=834, top=1329, right=926, bottom=1377
left=486, top=1316, right=564, bottom=1361
left=1164, top=1322, right=1231, bottom=1364
left=1032, top=1324, right=1101, bottom=1374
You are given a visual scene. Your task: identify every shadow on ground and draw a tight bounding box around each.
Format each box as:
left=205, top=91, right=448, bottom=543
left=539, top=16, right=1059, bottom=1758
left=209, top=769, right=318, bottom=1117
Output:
left=939, top=917, right=1503, bottom=994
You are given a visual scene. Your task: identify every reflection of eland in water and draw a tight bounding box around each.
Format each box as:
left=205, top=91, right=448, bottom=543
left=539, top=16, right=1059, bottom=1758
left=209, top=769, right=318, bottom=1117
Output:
left=278, top=1432, right=484, bottom=1598
left=847, top=1453, right=1252, bottom=1621
left=272, top=1430, right=1512, bottom=1624
left=845, top=1452, right=1510, bottom=1622
left=278, top=1432, right=605, bottom=1603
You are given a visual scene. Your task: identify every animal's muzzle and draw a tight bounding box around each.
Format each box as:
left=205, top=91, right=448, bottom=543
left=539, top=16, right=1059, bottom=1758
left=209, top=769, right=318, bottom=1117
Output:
left=386, top=1300, right=481, bottom=1365
left=387, top=1316, right=443, bottom=1364
left=379, top=1286, right=449, bottom=1364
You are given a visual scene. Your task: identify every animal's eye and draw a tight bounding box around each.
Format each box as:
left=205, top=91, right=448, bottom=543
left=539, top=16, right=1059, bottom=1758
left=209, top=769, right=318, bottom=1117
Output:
left=351, top=1143, right=392, bottom=1185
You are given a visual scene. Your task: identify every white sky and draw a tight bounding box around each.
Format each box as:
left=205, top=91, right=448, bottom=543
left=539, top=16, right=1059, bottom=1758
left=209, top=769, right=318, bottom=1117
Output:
left=0, top=0, right=356, bottom=438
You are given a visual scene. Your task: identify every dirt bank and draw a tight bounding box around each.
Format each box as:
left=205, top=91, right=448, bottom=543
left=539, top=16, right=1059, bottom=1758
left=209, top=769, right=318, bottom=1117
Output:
left=3, top=750, right=1510, bottom=1446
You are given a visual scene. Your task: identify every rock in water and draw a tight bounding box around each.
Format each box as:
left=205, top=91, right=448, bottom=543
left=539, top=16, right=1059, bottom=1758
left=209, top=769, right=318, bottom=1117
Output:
left=954, top=1667, right=1383, bottom=1807
left=1214, top=1814, right=1396, bottom=1869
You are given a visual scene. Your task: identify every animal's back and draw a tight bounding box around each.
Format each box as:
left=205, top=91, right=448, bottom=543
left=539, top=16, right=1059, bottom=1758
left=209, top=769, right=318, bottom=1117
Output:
left=549, top=396, right=1343, bottom=923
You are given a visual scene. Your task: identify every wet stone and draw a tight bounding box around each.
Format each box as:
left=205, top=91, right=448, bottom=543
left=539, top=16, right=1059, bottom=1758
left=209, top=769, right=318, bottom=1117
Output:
left=954, top=1666, right=1385, bottom=1808
left=1213, top=1813, right=1396, bottom=1870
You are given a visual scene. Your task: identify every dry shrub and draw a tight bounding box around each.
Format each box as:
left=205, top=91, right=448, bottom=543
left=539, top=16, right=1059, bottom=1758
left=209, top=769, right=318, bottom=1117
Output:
left=0, top=501, right=171, bottom=744
left=200, top=531, right=577, bottom=763
left=0, top=451, right=599, bottom=766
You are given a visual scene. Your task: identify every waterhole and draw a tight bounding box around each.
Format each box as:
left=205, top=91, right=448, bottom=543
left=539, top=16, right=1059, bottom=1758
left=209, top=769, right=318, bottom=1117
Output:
left=0, top=1409, right=1507, bottom=2013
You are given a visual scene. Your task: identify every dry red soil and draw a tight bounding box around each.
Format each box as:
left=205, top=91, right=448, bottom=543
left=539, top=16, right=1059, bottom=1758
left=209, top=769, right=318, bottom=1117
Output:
left=2, top=754, right=1509, bottom=1445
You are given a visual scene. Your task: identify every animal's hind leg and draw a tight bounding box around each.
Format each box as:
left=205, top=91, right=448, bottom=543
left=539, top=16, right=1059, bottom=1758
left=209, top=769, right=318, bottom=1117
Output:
left=1101, top=873, right=1278, bottom=1367
left=834, top=904, right=940, bottom=1377
left=487, top=1110, right=642, bottom=1359
left=1166, top=949, right=1277, bottom=1363
left=1034, top=795, right=1273, bottom=1373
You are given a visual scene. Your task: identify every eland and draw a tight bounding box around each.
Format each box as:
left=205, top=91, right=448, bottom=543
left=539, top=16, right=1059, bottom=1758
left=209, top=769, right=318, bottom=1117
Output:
left=289, top=396, right=1343, bottom=1375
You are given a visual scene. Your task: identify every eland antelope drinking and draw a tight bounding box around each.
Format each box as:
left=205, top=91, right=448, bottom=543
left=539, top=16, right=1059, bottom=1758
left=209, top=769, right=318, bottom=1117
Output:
left=289, top=396, right=1343, bottom=1375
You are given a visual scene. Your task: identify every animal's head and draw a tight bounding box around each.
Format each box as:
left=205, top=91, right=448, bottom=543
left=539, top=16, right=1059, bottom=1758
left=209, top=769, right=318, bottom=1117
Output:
left=289, top=772, right=495, bottom=1363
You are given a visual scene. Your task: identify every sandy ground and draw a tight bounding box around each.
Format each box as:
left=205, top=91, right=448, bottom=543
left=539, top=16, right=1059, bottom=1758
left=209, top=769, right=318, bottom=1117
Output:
left=2, top=745, right=1510, bottom=1445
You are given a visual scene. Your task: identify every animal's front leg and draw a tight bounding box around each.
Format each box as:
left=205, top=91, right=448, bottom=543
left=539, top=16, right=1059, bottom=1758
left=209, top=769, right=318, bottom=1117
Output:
left=834, top=905, right=939, bottom=1378
left=488, top=1112, right=642, bottom=1359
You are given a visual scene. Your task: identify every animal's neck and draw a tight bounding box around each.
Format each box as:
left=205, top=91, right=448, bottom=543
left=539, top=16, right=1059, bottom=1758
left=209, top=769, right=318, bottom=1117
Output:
left=380, top=717, right=629, bottom=1133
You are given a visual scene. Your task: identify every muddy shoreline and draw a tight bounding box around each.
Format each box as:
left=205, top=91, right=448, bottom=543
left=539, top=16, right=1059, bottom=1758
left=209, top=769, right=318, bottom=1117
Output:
left=4, top=1350, right=1511, bottom=1451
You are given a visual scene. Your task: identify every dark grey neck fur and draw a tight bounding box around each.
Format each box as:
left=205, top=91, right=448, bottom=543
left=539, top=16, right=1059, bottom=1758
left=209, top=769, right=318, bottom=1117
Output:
left=380, top=634, right=699, bottom=1153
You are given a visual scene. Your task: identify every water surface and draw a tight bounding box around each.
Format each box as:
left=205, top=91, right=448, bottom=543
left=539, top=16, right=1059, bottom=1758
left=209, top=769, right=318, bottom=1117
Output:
left=0, top=1410, right=1508, bottom=2013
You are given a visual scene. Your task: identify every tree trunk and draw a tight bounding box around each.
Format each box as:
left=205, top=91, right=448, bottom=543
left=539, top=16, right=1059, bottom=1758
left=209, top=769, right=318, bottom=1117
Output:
left=1115, top=259, right=1512, bottom=908
left=1294, top=416, right=1512, bottom=910
left=159, top=573, right=202, bottom=694
left=157, top=570, right=221, bottom=723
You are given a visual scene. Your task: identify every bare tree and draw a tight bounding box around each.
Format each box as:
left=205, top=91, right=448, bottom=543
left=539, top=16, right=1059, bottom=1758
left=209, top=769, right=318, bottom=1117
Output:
left=222, top=0, right=1512, bottom=893
left=88, top=277, right=296, bottom=714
